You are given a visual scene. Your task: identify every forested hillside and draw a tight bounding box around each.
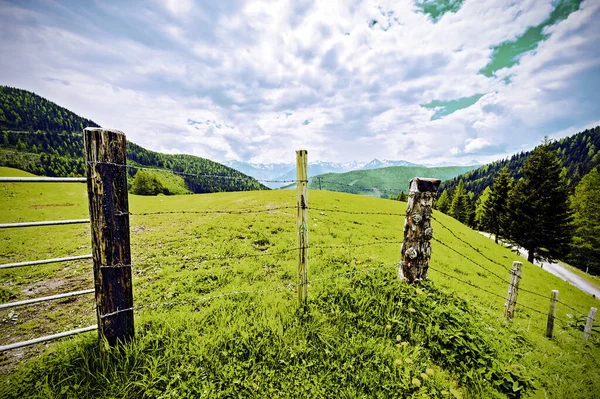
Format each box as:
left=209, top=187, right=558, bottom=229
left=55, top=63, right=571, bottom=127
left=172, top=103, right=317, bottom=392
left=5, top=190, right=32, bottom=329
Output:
left=436, top=130, right=600, bottom=275
left=0, top=86, right=267, bottom=193
left=441, top=127, right=600, bottom=197
left=308, top=165, right=477, bottom=198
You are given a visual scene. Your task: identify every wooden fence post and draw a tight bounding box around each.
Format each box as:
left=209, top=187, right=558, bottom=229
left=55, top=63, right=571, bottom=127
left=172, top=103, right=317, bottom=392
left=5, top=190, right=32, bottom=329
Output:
left=400, top=177, right=441, bottom=282
left=584, top=307, right=597, bottom=341
left=504, top=261, right=522, bottom=320
left=84, top=127, right=134, bottom=347
left=546, top=290, right=558, bottom=338
left=296, top=150, right=308, bottom=306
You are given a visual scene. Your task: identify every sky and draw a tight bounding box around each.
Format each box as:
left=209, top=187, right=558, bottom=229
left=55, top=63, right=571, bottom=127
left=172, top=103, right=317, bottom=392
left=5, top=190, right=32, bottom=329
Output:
left=0, top=0, right=599, bottom=165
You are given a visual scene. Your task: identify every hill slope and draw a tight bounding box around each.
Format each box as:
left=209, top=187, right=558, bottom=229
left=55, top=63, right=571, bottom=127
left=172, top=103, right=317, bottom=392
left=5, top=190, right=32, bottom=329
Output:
left=441, top=126, right=600, bottom=197
left=1, top=165, right=598, bottom=398
left=308, top=165, right=478, bottom=197
left=0, top=86, right=267, bottom=193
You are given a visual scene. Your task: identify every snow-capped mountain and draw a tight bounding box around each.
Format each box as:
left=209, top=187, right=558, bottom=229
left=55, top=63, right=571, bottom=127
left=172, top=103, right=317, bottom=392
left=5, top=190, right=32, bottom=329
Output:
left=360, top=159, right=420, bottom=170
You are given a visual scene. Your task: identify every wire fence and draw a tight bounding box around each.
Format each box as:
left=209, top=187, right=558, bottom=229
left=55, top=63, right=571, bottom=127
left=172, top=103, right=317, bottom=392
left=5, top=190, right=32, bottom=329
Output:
left=1, top=151, right=597, bottom=353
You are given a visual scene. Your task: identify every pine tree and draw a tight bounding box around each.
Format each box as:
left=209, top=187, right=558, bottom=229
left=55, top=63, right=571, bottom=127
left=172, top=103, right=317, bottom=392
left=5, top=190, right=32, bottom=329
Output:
left=568, top=168, right=600, bottom=274
left=484, top=167, right=513, bottom=243
left=450, top=180, right=469, bottom=223
left=474, top=186, right=492, bottom=230
left=507, top=139, right=572, bottom=263
left=435, top=189, right=450, bottom=214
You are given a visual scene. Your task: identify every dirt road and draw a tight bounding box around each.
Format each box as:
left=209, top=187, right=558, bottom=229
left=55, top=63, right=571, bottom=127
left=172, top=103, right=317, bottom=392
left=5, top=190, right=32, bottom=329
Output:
left=479, top=233, right=600, bottom=298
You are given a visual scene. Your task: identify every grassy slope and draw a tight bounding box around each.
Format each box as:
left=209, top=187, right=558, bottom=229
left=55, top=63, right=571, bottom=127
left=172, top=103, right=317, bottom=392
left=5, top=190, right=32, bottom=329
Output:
left=0, top=166, right=599, bottom=398
left=309, top=165, right=477, bottom=197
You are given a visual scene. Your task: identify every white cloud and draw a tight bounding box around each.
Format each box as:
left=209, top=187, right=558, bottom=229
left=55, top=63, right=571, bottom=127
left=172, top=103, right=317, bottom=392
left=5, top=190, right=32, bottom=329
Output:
left=0, top=0, right=598, bottom=165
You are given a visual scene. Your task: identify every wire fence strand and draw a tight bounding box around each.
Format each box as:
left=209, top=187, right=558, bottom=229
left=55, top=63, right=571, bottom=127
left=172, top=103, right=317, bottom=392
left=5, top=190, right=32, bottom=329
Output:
left=86, top=161, right=298, bottom=184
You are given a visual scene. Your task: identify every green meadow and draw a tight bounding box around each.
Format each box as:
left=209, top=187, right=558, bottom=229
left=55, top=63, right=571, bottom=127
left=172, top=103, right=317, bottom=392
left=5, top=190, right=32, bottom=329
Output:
left=0, top=166, right=599, bottom=398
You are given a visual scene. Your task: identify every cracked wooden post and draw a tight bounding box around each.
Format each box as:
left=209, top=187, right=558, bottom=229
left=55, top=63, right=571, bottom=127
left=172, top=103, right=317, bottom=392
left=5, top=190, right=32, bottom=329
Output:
left=546, top=290, right=558, bottom=338
left=399, top=177, right=441, bottom=282
left=296, top=150, right=308, bottom=306
left=584, top=307, right=597, bottom=341
left=84, top=127, right=134, bottom=347
left=504, top=261, right=522, bottom=320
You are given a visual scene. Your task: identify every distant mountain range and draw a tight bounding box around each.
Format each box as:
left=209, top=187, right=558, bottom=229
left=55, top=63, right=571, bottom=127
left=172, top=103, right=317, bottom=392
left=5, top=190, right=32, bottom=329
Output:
left=225, top=159, right=481, bottom=188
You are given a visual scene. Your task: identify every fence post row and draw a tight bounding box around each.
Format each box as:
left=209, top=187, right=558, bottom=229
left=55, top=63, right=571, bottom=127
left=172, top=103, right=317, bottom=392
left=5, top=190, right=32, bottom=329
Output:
left=84, top=127, right=134, bottom=347
left=546, top=290, right=558, bottom=338
left=504, top=261, right=522, bottom=320
left=399, top=177, right=440, bottom=282
left=296, top=150, right=309, bottom=306
left=584, top=307, right=597, bottom=341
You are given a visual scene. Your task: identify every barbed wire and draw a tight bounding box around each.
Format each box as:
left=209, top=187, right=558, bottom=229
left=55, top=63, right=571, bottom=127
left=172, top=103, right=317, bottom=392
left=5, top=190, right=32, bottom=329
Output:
left=432, top=237, right=514, bottom=284
left=317, top=180, right=407, bottom=194
left=2, top=130, right=84, bottom=136
left=308, top=264, right=397, bottom=283
left=127, top=206, right=296, bottom=217
left=309, top=207, right=404, bottom=216
left=430, top=236, right=586, bottom=311
left=86, top=161, right=298, bottom=184
left=430, top=221, right=588, bottom=314
left=133, top=240, right=404, bottom=268
left=428, top=265, right=568, bottom=326
left=98, top=283, right=296, bottom=319
left=431, top=216, right=511, bottom=272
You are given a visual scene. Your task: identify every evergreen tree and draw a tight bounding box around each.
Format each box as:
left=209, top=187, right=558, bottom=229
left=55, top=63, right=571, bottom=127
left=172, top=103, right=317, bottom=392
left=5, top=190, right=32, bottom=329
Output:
left=397, top=191, right=408, bottom=202
left=484, top=167, right=513, bottom=243
left=568, top=168, right=600, bottom=274
left=507, top=139, right=572, bottom=263
left=474, top=186, right=492, bottom=230
left=466, top=191, right=476, bottom=227
left=435, top=189, right=450, bottom=214
left=450, top=180, right=469, bottom=223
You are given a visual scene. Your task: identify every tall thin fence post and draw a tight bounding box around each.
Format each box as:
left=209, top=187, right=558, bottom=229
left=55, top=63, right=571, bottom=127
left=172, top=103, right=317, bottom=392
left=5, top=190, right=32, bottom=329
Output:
left=584, top=307, right=597, bottom=341
left=504, top=261, right=522, bottom=320
left=546, top=290, right=558, bottom=338
left=400, top=177, right=440, bottom=282
left=84, top=127, right=134, bottom=346
left=296, top=150, right=308, bottom=306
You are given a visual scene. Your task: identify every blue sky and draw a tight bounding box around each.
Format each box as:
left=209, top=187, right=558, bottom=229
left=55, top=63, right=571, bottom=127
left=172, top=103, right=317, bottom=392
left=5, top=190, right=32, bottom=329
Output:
left=0, top=0, right=598, bottom=164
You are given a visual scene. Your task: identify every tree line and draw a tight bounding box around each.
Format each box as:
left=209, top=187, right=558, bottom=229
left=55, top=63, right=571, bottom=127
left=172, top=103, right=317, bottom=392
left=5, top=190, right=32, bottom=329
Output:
left=434, top=139, right=599, bottom=275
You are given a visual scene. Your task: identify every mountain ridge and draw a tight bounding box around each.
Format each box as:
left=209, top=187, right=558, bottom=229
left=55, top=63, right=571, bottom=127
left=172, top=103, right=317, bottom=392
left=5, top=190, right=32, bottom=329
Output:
left=226, top=159, right=482, bottom=188
left=0, top=86, right=267, bottom=193
left=440, top=126, right=600, bottom=198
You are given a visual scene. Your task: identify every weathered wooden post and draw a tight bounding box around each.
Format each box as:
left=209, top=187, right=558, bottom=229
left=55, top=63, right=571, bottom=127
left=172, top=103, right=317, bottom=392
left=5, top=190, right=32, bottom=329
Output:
left=400, top=177, right=441, bottom=282
left=84, top=127, right=134, bottom=346
left=296, top=150, right=308, bottom=305
left=546, top=290, right=558, bottom=338
left=584, top=307, right=597, bottom=341
left=504, top=261, right=522, bottom=320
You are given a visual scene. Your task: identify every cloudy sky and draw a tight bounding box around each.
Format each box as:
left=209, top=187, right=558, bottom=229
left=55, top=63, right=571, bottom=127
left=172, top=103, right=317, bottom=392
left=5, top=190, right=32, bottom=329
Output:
left=1, top=0, right=599, bottom=165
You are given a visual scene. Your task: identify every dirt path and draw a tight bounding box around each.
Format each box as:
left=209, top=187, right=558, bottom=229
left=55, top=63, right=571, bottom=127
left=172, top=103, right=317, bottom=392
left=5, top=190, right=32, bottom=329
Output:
left=479, top=232, right=600, bottom=298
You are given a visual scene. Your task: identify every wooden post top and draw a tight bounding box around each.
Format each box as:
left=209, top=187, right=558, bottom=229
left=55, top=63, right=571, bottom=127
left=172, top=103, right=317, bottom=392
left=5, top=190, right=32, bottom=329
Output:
left=409, top=177, right=441, bottom=193
left=84, top=127, right=125, bottom=135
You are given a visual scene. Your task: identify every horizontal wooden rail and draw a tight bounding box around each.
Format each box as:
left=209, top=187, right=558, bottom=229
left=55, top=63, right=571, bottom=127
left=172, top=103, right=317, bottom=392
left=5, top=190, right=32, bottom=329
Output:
left=0, top=177, right=87, bottom=183
left=0, top=289, right=95, bottom=309
left=0, top=219, right=90, bottom=229
left=0, top=325, right=97, bottom=351
left=0, top=254, right=93, bottom=270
